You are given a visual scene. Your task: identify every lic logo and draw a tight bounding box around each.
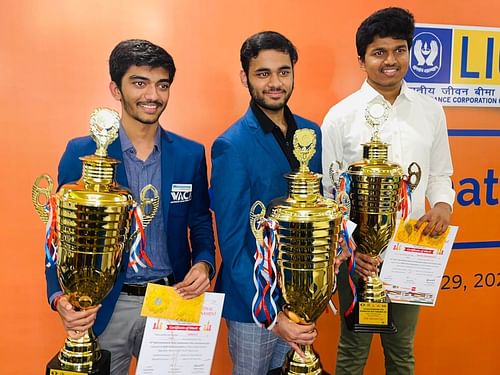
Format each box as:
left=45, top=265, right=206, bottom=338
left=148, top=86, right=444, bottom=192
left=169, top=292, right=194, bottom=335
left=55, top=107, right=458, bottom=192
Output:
left=410, top=32, right=442, bottom=79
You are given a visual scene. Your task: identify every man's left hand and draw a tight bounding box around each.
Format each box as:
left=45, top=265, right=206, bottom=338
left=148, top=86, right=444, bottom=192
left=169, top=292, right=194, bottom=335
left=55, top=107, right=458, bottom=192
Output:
left=415, top=202, right=452, bottom=237
left=174, top=262, right=211, bottom=299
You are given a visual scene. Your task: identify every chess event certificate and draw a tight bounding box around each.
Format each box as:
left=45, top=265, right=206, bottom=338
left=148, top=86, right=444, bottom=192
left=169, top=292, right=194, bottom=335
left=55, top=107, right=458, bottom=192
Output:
left=136, top=285, right=225, bottom=375
left=379, top=220, right=458, bottom=306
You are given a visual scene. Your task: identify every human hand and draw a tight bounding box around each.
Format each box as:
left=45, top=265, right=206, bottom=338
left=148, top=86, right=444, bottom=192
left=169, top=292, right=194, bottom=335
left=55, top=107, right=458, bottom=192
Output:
left=353, top=252, right=380, bottom=281
left=174, top=262, right=211, bottom=299
left=415, top=202, right=452, bottom=237
left=56, top=295, right=100, bottom=339
left=334, top=237, right=351, bottom=274
left=271, top=311, right=317, bottom=358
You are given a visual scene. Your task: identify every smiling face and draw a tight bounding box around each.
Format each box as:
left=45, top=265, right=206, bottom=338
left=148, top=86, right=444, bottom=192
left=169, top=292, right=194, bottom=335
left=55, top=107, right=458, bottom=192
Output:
left=241, top=49, right=294, bottom=114
left=359, top=36, right=409, bottom=103
left=110, top=65, right=171, bottom=126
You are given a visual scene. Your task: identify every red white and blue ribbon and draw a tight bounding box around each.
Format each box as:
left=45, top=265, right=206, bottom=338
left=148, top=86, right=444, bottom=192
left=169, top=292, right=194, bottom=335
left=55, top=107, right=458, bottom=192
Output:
left=128, top=205, right=153, bottom=272
left=337, top=173, right=358, bottom=318
left=252, top=218, right=279, bottom=330
left=44, top=197, right=58, bottom=268
left=399, top=175, right=412, bottom=220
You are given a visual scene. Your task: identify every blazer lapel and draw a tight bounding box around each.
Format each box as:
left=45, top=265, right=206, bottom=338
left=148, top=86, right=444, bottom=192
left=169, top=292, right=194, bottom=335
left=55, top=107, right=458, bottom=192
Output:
left=160, top=129, right=175, bottom=229
left=108, top=138, right=128, bottom=187
left=244, top=108, right=290, bottom=175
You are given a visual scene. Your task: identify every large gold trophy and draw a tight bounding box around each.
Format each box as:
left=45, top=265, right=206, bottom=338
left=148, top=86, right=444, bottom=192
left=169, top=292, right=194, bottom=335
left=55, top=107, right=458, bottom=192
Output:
left=32, top=108, right=159, bottom=374
left=251, top=129, right=342, bottom=375
left=342, top=102, right=420, bottom=333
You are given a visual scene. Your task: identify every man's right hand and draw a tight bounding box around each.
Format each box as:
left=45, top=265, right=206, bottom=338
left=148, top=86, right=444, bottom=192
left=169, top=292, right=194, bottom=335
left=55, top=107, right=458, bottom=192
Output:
left=353, top=252, right=380, bottom=281
left=272, top=311, right=317, bottom=358
left=56, top=295, right=100, bottom=339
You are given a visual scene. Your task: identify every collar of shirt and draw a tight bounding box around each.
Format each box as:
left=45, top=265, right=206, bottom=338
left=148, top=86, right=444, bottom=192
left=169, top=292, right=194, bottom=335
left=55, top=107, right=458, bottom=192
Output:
left=250, top=99, right=297, bottom=135
left=249, top=100, right=299, bottom=169
left=361, top=80, right=416, bottom=105
left=118, top=124, right=162, bottom=155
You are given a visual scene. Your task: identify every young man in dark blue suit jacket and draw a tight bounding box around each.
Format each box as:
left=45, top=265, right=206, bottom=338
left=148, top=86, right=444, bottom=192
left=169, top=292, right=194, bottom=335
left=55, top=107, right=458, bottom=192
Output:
left=46, top=39, right=215, bottom=374
left=211, top=31, right=319, bottom=375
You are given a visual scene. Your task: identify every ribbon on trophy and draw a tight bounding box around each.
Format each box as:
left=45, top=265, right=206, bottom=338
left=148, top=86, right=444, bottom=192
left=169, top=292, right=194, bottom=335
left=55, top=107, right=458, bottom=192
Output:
left=128, top=204, right=153, bottom=272
left=44, top=197, right=58, bottom=268
left=336, top=173, right=358, bottom=318
left=251, top=218, right=279, bottom=330
left=399, top=175, right=412, bottom=221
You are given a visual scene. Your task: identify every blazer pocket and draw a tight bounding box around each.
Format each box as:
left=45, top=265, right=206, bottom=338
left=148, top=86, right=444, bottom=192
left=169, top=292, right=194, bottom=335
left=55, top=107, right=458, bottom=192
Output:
left=169, top=201, right=190, bottom=217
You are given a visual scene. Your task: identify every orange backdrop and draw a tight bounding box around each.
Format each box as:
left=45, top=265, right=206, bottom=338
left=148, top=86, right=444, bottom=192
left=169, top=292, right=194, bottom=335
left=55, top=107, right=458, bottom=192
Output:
left=1, top=1, right=499, bottom=374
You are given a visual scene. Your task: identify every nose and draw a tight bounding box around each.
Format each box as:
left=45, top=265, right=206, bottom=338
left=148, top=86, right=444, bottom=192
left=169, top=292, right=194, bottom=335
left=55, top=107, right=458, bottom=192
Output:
left=385, top=52, right=396, bottom=65
left=268, top=72, right=283, bottom=88
left=144, top=84, right=160, bottom=100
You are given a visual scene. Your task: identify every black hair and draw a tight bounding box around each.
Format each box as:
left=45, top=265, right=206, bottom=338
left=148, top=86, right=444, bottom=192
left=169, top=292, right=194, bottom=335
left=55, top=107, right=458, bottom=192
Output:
left=109, top=39, right=176, bottom=89
left=356, top=7, right=415, bottom=61
left=240, top=31, right=298, bottom=75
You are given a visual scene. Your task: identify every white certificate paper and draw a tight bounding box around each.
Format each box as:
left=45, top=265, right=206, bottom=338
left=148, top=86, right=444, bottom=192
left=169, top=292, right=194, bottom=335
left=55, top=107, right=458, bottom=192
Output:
left=136, top=292, right=225, bottom=375
left=379, top=224, right=458, bottom=306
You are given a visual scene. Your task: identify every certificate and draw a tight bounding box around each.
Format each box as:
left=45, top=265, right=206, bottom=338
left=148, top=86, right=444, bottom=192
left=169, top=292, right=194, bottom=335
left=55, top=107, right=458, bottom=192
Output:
left=379, top=220, right=458, bottom=306
left=136, top=289, right=225, bottom=375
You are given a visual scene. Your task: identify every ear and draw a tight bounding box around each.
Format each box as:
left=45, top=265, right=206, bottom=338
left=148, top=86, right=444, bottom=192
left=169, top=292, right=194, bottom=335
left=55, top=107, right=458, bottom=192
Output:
left=240, top=70, right=248, bottom=88
left=109, top=81, right=122, bottom=101
left=358, top=56, right=366, bottom=72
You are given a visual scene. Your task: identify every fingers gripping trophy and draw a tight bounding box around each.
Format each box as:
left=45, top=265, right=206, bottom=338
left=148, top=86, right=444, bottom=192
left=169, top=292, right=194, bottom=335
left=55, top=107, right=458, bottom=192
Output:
left=250, top=129, right=343, bottom=375
left=32, top=108, right=159, bottom=374
left=338, top=101, right=421, bottom=333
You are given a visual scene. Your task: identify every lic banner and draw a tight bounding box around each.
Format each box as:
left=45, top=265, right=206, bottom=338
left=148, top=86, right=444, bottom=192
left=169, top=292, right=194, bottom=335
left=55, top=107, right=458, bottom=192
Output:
left=406, top=24, right=500, bottom=107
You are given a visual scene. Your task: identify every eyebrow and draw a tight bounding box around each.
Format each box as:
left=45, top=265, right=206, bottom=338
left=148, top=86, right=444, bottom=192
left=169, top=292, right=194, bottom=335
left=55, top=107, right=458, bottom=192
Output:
left=128, top=75, right=170, bottom=83
left=254, top=65, right=292, bottom=73
left=128, top=75, right=150, bottom=81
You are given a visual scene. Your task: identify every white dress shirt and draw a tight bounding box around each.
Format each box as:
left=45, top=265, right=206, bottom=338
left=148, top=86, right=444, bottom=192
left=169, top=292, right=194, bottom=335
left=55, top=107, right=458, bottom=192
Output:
left=322, top=80, right=455, bottom=219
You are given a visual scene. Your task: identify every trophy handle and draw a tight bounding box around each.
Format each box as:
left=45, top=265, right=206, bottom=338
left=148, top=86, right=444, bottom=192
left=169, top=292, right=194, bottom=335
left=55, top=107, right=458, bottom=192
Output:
left=406, top=162, right=422, bottom=192
left=139, top=184, right=160, bottom=229
left=32, top=174, right=54, bottom=224
left=250, top=200, right=266, bottom=243
left=328, top=160, right=342, bottom=199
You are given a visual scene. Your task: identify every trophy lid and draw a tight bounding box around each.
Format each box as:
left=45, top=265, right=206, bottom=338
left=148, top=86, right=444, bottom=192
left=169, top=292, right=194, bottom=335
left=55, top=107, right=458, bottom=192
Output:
left=292, top=128, right=316, bottom=173
left=89, top=108, right=121, bottom=157
left=365, top=101, right=389, bottom=142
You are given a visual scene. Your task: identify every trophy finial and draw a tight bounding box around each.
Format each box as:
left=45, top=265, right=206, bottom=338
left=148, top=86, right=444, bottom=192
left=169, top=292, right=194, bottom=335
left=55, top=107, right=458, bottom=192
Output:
left=293, top=128, right=316, bottom=172
left=89, top=108, right=121, bottom=157
left=365, top=101, right=389, bottom=142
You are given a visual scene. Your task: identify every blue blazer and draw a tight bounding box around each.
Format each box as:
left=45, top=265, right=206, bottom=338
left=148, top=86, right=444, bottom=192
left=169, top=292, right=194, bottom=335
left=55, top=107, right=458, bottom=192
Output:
left=210, top=108, right=322, bottom=322
left=46, top=127, right=216, bottom=335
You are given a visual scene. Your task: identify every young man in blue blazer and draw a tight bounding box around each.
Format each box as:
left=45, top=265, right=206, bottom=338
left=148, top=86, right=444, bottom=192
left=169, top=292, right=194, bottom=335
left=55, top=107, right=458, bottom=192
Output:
left=46, top=39, right=215, bottom=374
left=211, top=31, right=319, bottom=375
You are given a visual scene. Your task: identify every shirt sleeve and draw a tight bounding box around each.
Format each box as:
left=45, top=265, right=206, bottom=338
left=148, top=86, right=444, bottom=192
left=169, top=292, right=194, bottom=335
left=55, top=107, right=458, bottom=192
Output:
left=321, top=107, right=344, bottom=199
left=426, top=105, right=456, bottom=209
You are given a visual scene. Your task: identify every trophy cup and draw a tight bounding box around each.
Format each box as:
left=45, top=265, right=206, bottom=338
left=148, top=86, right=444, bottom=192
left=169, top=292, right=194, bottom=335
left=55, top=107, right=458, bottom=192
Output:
left=32, top=108, right=159, bottom=374
left=250, top=129, right=342, bottom=375
left=342, top=101, right=421, bottom=333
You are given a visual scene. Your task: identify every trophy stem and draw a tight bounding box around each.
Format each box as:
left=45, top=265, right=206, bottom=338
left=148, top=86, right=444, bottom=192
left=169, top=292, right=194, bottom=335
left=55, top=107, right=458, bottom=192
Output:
left=58, top=329, right=101, bottom=372
left=282, top=344, right=323, bottom=375
left=362, top=274, right=387, bottom=303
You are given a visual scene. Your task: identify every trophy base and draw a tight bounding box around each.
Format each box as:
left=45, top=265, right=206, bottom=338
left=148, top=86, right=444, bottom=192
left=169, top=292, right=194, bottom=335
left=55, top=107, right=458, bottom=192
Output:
left=345, top=297, right=397, bottom=334
left=46, top=350, right=110, bottom=375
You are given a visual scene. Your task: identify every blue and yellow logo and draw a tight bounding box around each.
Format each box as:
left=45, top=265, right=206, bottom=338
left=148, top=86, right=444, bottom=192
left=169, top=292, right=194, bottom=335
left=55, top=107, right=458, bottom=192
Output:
left=406, top=25, right=500, bottom=85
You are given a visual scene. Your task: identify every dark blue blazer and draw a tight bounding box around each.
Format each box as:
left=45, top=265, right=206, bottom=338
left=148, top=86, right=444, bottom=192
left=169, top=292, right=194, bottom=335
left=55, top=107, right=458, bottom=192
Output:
left=210, top=108, right=321, bottom=322
left=46, top=127, right=216, bottom=335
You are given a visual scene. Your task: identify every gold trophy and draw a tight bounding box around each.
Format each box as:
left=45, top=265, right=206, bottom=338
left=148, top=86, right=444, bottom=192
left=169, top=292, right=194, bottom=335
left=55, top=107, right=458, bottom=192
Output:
left=342, top=101, right=420, bottom=333
left=32, top=108, right=159, bottom=374
left=251, top=129, right=342, bottom=375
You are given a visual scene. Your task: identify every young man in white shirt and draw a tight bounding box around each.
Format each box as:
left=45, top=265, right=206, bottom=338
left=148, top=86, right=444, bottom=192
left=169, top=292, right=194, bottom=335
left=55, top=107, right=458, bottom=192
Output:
left=321, top=7, right=455, bottom=375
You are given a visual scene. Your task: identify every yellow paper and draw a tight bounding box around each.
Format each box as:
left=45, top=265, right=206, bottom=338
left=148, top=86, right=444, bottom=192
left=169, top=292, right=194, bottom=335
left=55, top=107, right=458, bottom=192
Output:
left=140, top=284, right=204, bottom=323
left=395, top=219, right=450, bottom=252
